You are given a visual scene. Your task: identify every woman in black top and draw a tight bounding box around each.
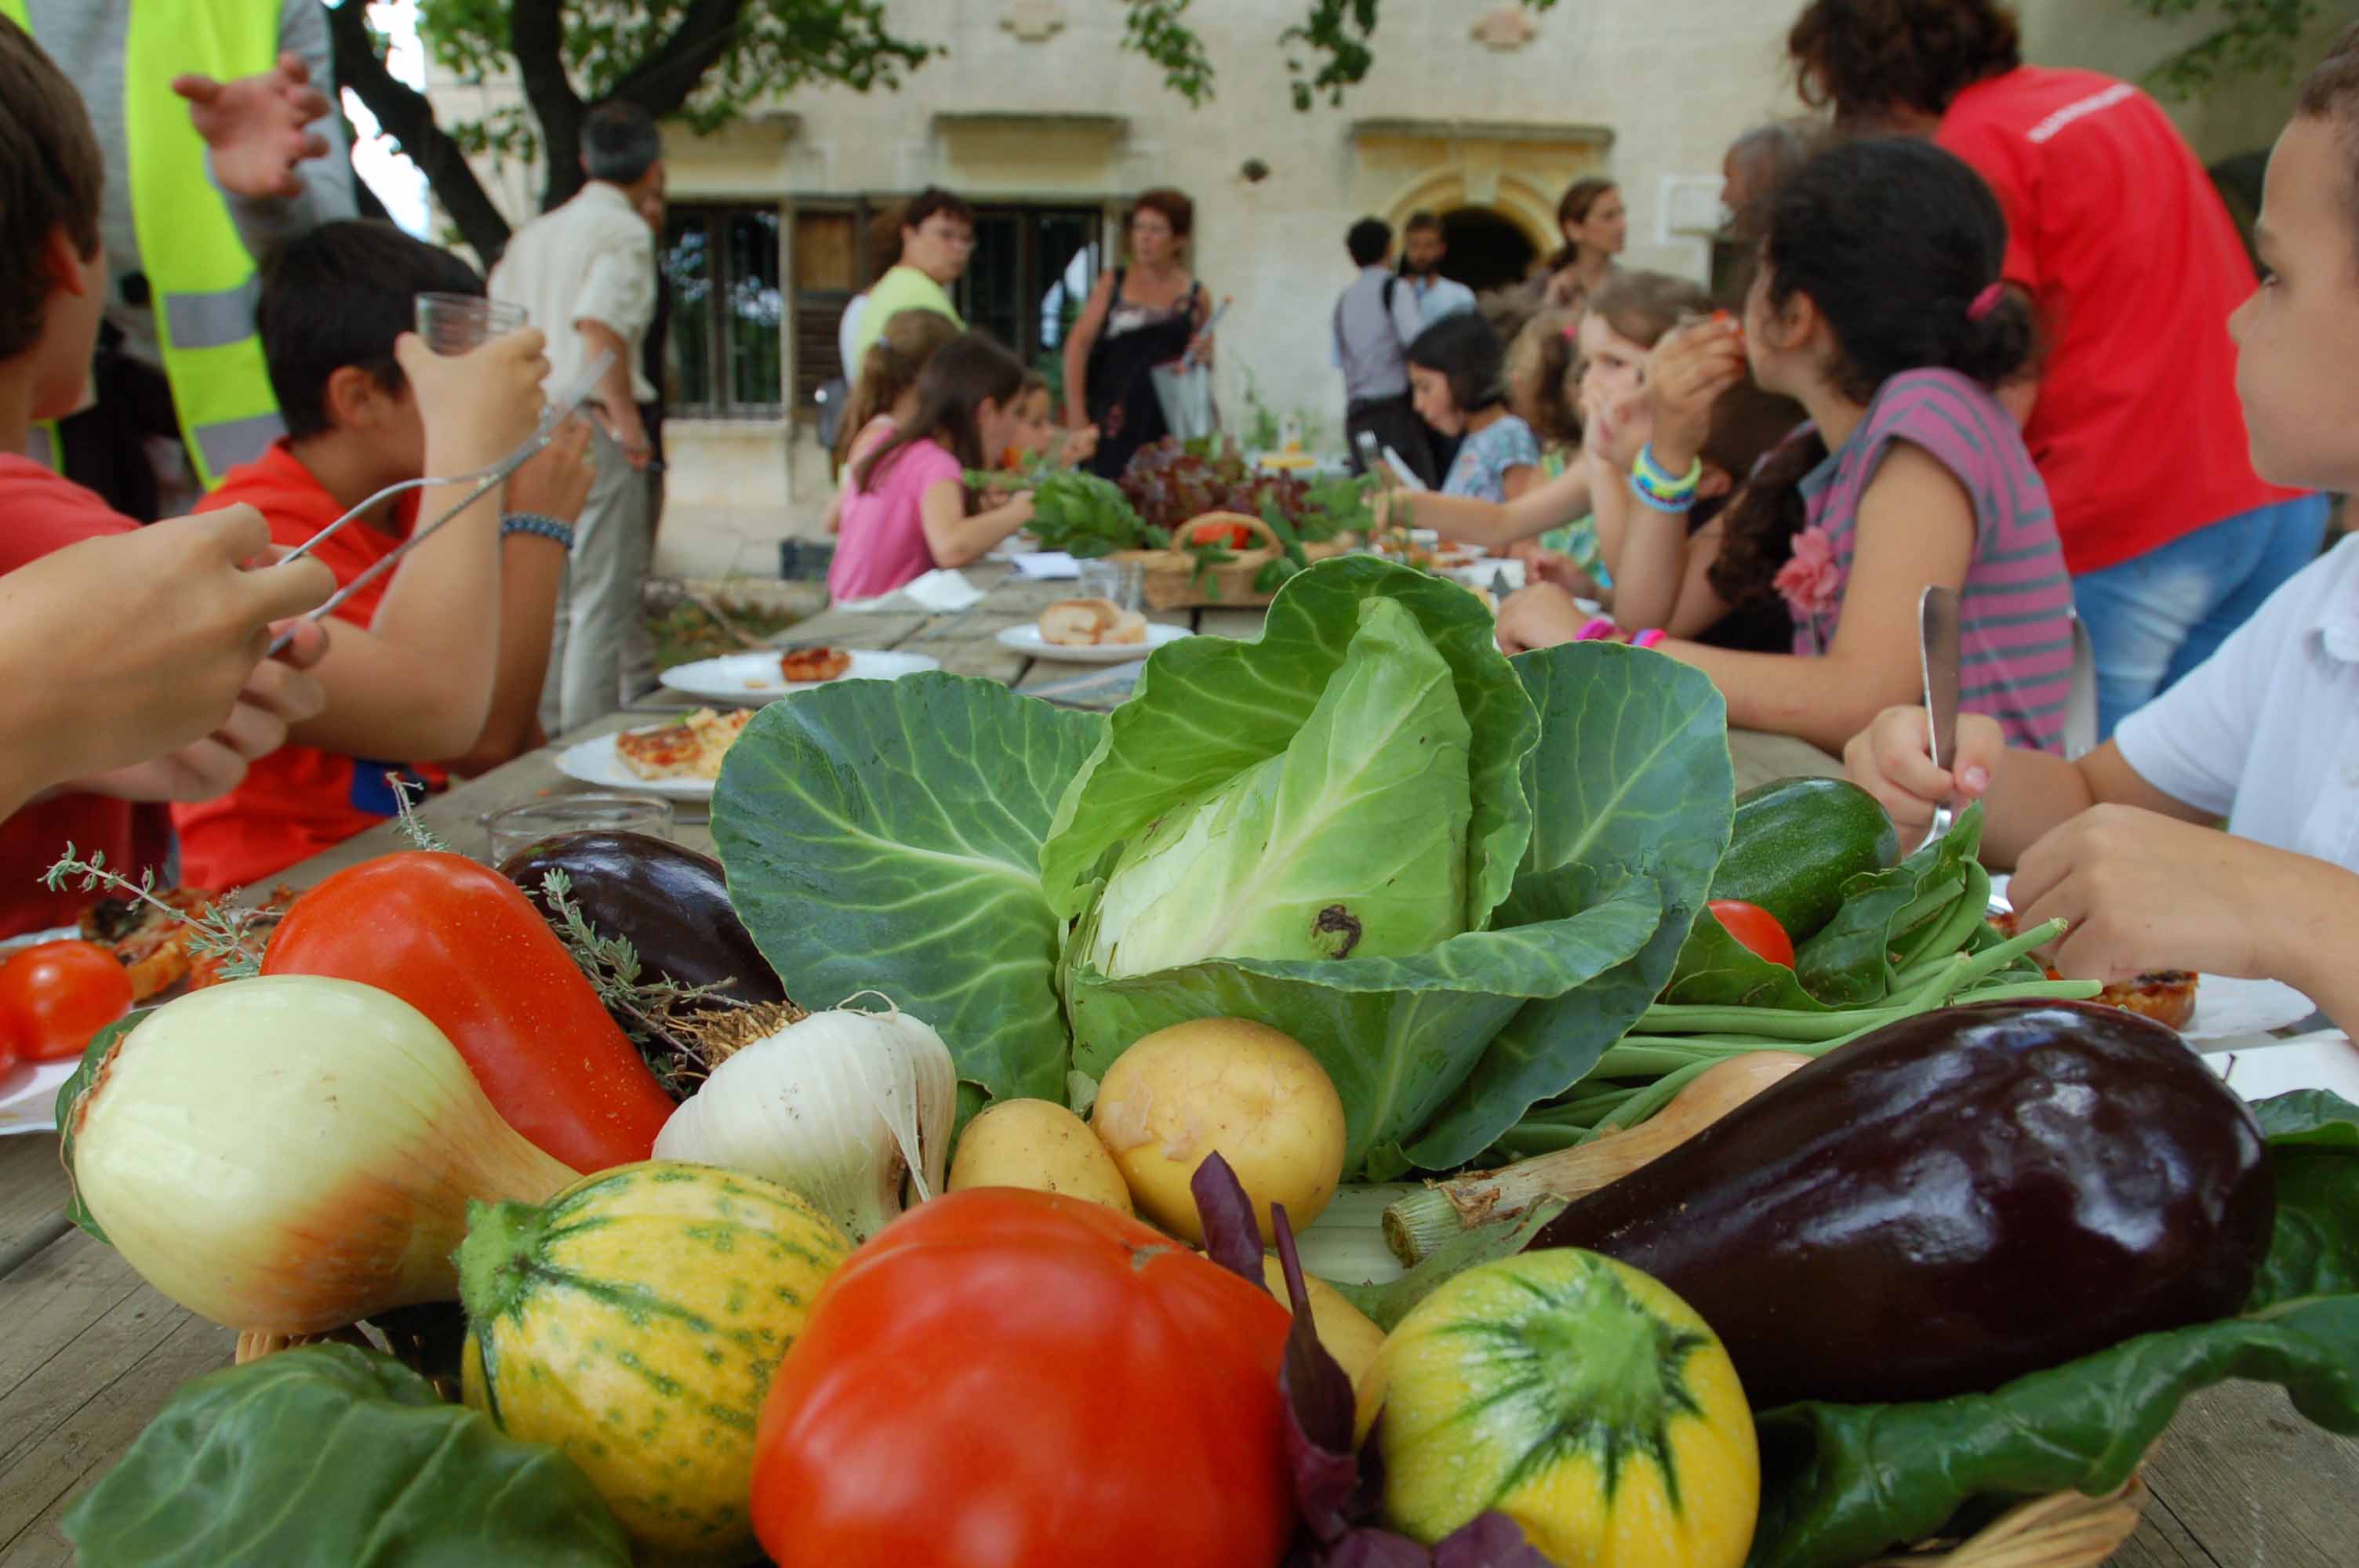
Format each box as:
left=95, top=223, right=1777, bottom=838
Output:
left=1063, top=188, right=1212, bottom=480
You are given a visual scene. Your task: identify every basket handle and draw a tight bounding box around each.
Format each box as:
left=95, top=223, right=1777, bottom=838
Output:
left=1178, top=510, right=1279, bottom=550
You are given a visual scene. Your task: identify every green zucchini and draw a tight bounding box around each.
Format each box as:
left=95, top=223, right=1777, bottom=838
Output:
left=1711, top=777, right=1899, bottom=942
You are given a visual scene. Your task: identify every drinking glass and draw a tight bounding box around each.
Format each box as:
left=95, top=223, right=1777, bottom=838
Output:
left=485, top=793, right=673, bottom=865
left=1076, top=557, right=1144, bottom=612
left=416, top=292, right=529, bottom=354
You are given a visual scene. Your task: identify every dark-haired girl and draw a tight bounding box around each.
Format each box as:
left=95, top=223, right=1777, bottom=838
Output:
left=1496, top=136, right=2074, bottom=757
left=1407, top=315, right=1539, bottom=504
left=828, top=333, right=1034, bottom=602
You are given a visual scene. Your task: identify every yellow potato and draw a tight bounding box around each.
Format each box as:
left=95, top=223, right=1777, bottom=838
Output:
left=1259, top=1256, right=1388, bottom=1389
left=1090, top=1018, right=1347, bottom=1244
left=947, top=1098, right=1134, bottom=1215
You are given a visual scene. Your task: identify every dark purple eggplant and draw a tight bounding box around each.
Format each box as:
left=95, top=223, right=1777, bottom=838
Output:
left=1530, top=1000, right=2275, bottom=1407
left=497, top=830, right=787, bottom=1010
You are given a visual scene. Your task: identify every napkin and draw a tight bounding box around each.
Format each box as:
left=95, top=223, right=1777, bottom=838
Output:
left=1013, top=552, right=1081, bottom=580
left=837, top=568, right=987, bottom=614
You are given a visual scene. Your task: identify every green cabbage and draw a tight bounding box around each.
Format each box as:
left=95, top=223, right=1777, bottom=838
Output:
left=716, top=557, right=1734, bottom=1177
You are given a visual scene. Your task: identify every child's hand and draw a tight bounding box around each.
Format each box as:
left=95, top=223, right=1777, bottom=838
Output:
left=397, top=327, right=551, bottom=470
left=1842, top=705, right=2008, bottom=842
left=1645, top=317, right=1747, bottom=470
left=1508, top=541, right=1599, bottom=598
left=1063, top=425, right=1100, bottom=467
left=1492, top=583, right=1594, bottom=655
left=507, top=415, right=597, bottom=524
left=1000, top=490, right=1038, bottom=528
left=2009, top=806, right=2343, bottom=987
left=1587, top=385, right=1653, bottom=473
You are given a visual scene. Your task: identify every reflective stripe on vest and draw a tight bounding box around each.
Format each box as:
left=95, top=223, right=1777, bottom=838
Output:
left=2, top=0, right=285, bottom=488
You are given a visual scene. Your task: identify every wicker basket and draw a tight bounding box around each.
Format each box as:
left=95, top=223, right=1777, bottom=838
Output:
left=1874, top=1473, right=2149, bottom=1567
left=1110, top=512, right=1354, bottom=611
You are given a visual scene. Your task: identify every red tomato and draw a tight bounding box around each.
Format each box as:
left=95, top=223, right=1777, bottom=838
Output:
left=1188, top=520, right=1254, bottom=550
left=0, top=940, right=133, bottom=1063
left=263, top=851, right=673, bottom=1171
left=1709, top=898, right=1795, bottom=969
left=751, top=1189, right=1298, bottom=1568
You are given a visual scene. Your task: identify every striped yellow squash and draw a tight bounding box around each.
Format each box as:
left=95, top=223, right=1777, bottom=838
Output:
left=457, top=1160, right=852, bottom=1563
left=1357, top=1249, right=1758, bottom=1568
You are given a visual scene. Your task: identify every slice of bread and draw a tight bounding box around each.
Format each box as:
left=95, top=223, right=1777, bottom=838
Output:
left=1040, top=597, right=1122, bottom=645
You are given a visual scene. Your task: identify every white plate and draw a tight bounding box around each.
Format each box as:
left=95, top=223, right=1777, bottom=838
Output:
left=554, top=730, right=720, bottom=800
left=661, top=648, right=940, bottom=705
left=996, top=622, right=1193, bottom=664
left=2212, top=1030, right=2359, bottom=1102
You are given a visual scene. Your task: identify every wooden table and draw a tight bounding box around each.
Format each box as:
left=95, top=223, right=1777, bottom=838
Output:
left=3, top=564, right=2352, bottom=1564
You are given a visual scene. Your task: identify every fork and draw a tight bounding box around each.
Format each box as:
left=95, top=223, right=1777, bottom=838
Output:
left=1916, top=584, right=1962, bottom=853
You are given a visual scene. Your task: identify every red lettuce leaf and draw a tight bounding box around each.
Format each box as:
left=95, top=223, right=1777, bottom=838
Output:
left=1431, top=1512, right=1554, bottom=1567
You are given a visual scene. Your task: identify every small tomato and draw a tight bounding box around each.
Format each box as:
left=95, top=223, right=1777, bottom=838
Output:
left=1708, top=899, right=1795, bottom=970
left=0, top=940, right=133, bottom=1062
left=751, top=1188, right=1296, bottom=1568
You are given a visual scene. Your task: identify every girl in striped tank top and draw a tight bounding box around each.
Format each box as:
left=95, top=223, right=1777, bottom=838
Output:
left=1495, top=136, right=2074, bottom=754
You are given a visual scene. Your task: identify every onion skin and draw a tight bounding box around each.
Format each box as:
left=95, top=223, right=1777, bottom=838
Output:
left=71, top=976, right=579, bottom=1334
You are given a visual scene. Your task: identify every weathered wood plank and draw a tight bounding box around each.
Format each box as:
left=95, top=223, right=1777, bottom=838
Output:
left=0, top=1229, right=231, bottom=1553
left=0, top=1308, right=234, bottom=1565
left=2125, top=1381, right=2359, bottom=1568
left=0, top=1139, right=69, bottom=1268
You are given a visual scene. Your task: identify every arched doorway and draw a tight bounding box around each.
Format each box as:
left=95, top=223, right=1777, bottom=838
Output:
left=1439, top=206, right=1539, bottom=294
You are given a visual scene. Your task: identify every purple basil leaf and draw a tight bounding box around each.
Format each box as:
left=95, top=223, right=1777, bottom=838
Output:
left=1190, top=1152, right=1266, bottom=1287
left=1277, top=1203, right=1370, bottom=1541
left=1324, top=1529, right=1434, bottom=1568
left=1430, top=1513, right=1553, bottom=1568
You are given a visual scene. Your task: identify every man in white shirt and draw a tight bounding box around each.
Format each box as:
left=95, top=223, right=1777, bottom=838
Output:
left=491, top=100, right=663, bottom=733
left=1401, top=212, right=1476, bottom=326
left=1332, top=217, right=1438, bottom=486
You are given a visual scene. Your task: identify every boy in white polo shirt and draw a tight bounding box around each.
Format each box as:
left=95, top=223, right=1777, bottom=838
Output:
left=1845, top=24, right=2359, bottom=1030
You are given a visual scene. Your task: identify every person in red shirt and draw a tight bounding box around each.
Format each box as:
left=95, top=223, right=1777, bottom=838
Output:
left=0, top=16, right=334, bottom=937
left=1787, top=0, right=2332, bottom=739
left=172, top=220, right=583, bottom=891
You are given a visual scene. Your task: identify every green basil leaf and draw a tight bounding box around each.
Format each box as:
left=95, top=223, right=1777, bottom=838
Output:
left=1749, top=1091, right=2359, bottom=1568
left=63, top=1344, right=630, bottom=1566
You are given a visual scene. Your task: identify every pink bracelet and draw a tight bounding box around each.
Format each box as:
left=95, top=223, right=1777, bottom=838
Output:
left=1631, top=629, right=1667, bottom=650
left=1575, top=616, right=1621, bottom=642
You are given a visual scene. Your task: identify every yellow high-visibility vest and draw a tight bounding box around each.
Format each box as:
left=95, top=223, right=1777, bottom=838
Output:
left=3, top=0, right=285, bottom=489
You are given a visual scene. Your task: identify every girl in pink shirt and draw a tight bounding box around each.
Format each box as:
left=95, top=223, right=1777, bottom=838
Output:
left=829, top=333, right=1036, bottom=602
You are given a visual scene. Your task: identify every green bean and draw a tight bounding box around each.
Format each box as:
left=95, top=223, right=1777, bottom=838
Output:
left=1576, top=1057, right=1720, bottom=1142
left=1634, top=1002, right=1910, bottom=1042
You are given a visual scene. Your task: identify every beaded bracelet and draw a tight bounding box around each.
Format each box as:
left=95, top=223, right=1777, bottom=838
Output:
left=1629, top=442, right=1703, bottom=513
left=1631, top=629, right=1667, bottom=650
left=500, top=512, right=576, bottom=546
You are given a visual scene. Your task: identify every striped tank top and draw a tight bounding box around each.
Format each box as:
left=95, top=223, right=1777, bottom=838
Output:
left=1794, top=368, right=2075, bottom=753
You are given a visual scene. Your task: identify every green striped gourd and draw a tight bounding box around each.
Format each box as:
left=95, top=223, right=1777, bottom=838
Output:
left=458, top=1160, right=852, bottom=1563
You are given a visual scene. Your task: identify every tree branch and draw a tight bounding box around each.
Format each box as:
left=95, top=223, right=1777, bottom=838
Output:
left=328, top=0, right=514, bottom=267
left=612, top=0, right=754, bottom=117
left=510, top=0, right=587, bottom=212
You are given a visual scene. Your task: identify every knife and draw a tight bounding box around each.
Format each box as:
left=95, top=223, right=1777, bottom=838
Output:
left=1917, top=585, right=1962, bottom=850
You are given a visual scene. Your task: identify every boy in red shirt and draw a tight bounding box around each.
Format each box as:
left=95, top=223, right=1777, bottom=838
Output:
left=0, top=17, right=336, bottom=936
left=173, top=222, right=583, bottom=890
left=1788, top=0, right=2331, bottom=738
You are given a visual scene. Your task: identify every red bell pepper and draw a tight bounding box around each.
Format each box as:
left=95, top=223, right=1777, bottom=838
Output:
left=263, top=851, right=674, bottom=1170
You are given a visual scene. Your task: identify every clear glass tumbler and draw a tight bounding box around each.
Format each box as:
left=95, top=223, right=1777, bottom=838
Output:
left=416, top=292, right=529, bottom=355
left=485, top=793, right=673, bottom=866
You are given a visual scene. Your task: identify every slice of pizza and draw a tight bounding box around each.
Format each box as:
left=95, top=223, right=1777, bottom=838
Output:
left=1986, top=909, right=2197, bottom=1029
left=779, top=645, right=852, bottom=684
left=615, top=720, right=706, bottom=780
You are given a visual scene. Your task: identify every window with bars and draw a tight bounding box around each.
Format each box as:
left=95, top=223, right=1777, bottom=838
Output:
left=660, top=205, right=784, bottom=419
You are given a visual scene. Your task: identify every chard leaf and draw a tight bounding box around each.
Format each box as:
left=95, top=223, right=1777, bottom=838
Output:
left=1041, top=557, right=1537, bottom=935
left=1402, top=643, right=1734, bottom=1167
left=64, top=1345, right=630, bottom=1566
left=1749, top=1092, right=2359, bottom=1568
left=1190, top=1151, right=1267, bottom=1286
left=714, top=673, right=1104, bottom=1103
left=1085, top=597, right=1472, bottom=976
